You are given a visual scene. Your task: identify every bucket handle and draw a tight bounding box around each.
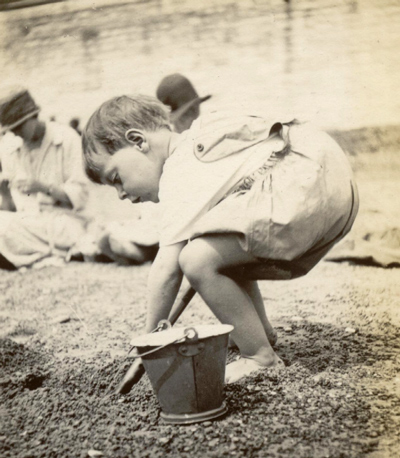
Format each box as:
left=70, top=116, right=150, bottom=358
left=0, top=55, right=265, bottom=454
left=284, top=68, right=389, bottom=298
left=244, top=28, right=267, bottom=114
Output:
left=128, top=326, right=199, bottom=359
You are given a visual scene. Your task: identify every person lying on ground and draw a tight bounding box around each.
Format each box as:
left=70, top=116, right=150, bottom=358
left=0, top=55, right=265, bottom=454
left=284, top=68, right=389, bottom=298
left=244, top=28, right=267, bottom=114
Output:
left=70, top=210, right=159, bottom=266
left=0, top=88, right=89, bottom=269
left=81, top=94, right=359, bottom=384
left=97, top=205, right=159, bottom=265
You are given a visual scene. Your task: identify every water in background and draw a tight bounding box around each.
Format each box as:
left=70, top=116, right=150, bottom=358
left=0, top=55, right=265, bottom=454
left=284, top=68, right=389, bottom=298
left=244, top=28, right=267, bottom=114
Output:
left=0, top=0, right=399, bottom=130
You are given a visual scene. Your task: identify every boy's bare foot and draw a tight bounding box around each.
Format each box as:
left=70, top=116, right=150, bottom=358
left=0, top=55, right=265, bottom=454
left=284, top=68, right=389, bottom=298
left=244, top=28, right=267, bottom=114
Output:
left=225, top=356, right=284, bottom=384
left=228, top=329, right=278, bottom=350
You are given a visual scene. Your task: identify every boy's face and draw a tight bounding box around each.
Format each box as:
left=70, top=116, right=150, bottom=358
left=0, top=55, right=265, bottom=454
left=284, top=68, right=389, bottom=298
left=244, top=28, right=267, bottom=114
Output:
left=98, top=143, right=163, bottom=204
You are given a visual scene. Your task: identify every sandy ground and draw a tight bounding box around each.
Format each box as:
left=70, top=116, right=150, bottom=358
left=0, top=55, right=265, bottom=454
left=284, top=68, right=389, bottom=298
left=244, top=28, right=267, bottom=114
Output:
left=1, top=149, right=399, bottom=458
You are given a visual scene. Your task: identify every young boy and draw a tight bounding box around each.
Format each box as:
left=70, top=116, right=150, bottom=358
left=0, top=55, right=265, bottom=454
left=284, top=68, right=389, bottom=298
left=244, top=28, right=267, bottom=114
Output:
left=82, top=95, right=359, bottom=383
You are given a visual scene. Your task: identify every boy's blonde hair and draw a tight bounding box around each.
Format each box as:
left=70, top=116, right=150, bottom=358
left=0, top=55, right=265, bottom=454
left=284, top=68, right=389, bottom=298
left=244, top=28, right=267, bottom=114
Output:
left=82, top=94, right=170, bottom=184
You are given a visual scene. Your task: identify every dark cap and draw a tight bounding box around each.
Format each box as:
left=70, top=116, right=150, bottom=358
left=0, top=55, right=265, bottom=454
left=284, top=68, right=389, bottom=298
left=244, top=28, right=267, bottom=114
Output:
left=156, top=74, right=211, bottom=122
left=0, top=88, right=40, bottom=134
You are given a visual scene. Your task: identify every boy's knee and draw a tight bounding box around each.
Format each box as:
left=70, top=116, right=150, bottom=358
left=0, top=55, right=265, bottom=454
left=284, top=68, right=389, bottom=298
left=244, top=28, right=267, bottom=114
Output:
left=179, top=243, right=198, bottom=279
left=179, top=240, right=215, bottom=282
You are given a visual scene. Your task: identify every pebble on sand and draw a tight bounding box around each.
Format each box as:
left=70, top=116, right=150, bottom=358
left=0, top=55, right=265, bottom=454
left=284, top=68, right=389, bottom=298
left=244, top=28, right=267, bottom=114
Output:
left=87, top=450, right=103, bottom=457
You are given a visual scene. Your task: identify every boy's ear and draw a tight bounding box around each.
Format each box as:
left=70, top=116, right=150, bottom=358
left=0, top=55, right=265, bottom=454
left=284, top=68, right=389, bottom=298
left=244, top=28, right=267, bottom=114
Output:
left=125, top=129, right=149, bottom=152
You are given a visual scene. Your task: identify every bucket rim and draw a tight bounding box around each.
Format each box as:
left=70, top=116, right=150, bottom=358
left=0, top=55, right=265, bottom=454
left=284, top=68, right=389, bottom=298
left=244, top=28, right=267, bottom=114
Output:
left=130, top=324, right=234, bottom=347
left=160, top=402, right=229, bottom=424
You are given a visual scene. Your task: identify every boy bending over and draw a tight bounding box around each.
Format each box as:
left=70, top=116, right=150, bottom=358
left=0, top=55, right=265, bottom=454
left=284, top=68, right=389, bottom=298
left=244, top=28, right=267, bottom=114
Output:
left=82, top=95, right=358, bottom=383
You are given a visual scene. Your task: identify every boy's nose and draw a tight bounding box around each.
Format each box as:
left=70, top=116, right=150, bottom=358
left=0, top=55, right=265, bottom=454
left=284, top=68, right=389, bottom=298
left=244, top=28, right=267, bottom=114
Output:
left=117, top=186, right=127, bottom=200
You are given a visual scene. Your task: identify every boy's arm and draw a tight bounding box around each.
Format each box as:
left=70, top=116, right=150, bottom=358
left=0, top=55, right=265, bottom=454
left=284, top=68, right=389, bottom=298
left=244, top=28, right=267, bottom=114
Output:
left=146, top=241, right=186, bottom=332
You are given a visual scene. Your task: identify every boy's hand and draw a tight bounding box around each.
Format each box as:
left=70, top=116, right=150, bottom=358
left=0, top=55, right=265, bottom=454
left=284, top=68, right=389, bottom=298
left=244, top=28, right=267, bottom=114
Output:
left=146, top=242, right=186, bottom=332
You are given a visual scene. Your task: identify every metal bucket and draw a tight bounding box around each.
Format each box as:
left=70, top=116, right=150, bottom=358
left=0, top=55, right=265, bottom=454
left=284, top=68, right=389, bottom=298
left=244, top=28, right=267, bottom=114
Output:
left=130, top=324, right=234, bottom=424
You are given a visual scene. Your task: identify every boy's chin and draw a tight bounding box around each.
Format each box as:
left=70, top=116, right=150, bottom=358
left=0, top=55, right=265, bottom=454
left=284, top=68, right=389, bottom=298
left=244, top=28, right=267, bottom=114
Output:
left=147, top=193, right=160, bottom=204
left=136, top=195, right=159, bottom=204
left=145, top=198, right=159, bottom=204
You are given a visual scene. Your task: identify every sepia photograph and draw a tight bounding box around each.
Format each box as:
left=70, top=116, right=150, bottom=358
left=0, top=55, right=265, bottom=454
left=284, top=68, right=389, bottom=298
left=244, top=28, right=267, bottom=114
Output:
left=0, top=0, right=399, bottom=456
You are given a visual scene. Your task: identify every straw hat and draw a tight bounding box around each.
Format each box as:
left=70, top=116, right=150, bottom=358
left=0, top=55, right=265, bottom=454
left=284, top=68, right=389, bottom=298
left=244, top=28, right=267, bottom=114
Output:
left=156, top=74, right=211, bottom=122
left=0, top=88, right=40, bottom=134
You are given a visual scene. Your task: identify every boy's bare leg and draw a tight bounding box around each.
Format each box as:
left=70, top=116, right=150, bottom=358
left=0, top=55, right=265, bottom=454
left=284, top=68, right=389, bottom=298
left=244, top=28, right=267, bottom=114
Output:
left=240, top=280, right=277, bottom=346
left=179, top=234, right=283, bottom=383
left=228, top=281, right=277, bottom=349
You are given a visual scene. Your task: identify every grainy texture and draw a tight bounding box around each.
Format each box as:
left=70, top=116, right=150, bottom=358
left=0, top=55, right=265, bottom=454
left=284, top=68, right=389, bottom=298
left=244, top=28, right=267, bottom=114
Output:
left=1, top=145, right=400, bottom=458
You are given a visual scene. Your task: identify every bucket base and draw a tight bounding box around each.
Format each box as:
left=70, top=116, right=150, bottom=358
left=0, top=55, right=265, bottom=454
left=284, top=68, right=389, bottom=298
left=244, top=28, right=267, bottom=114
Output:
left=160, top=402, right=228, bottom=425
